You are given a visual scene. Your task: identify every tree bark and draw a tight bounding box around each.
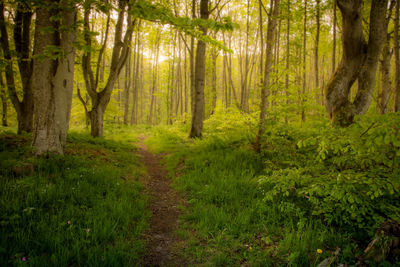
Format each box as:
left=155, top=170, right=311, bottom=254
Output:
left=254, top=0, right=281, bottom=152
left=379, top=0, right=395, bottom=114
left=32, top=0, right=76, bottom=155
left=189, top=0, right=209, bottom=138
left=332, top=0, right=337, bottom=74
left=394, top=0, right=400, bottom=111
left=0, top=71, right=7, bottom=126
left=0, top=2, right=34, bottom=134
left=285, top=0, right=290, bottom=124
left=301, top=0, right=307, bottom=122
left=314, top=0, right=320, bottom=105
left=325, top=0, right=388, bottom=126
left=82, top=0, right=134, bottom=137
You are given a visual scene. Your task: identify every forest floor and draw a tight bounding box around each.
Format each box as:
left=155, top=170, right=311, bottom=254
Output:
left=137, top=135, right=187, bottom=266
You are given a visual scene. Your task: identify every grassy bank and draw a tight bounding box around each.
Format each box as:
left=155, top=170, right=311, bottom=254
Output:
left=0, top=126, right=148, bottom=266
left=145, top=110, right=400, bottom=266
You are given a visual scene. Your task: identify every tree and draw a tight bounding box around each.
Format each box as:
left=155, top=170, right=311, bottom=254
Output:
left=189, top=0, right=209, bottom=138
left=82, top=0, right=134, bottom=137
left=0, top=1, right=34, bottom=134
left=394, top=0, right=400, bottom=112
left=31, top=0, right=77, bottom=155
left=325, top=0, right=389, bottom=126
left=254, top=0, right=281, bottom=152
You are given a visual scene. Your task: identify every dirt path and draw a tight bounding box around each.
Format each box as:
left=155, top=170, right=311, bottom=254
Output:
left=137, top=136, right=186, bottom=267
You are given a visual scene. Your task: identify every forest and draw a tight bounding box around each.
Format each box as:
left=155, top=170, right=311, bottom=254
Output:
left=0, top=0, right=400, bottom=266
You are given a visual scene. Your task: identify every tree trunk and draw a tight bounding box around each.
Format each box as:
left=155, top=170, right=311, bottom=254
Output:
left=211, top=49, right=218, bottom=114
left=332, top=0, right=337, bottom=73
left=254, top=0, right=281, bottom=152
left=82, top=0, right=134, bottom=137
left=0, top=3, right=34, bottom=134
left=325, top=0, right=388, bottom=126
left=32, top=0, right=76, bottom=155
left=0, top=72, right=7, bottom=126
left=394, top=0, right=400, bottom=112
left=301, top=0, right=307, bottom=122
left=379, top=1, right=395, bottom=114
left=189, top=0, right=209, bottom=138
left=285, top=0, right=290, bottom=124
left=315, top=0, right=320, bottom=105
left=123, top=50, right=131, bottom=124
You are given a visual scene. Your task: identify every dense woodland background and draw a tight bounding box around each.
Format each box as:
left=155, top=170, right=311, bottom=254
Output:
left=1, top=0, right=400, bottom=266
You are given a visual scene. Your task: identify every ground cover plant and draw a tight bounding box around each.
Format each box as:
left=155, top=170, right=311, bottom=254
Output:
left=0, top=126, right=148, bottom=266
left=145, top=110, right=400, bottom=266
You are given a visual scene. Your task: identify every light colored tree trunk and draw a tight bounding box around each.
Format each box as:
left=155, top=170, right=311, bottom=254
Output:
left=189, top=0, right=209, bottom=138
left=31, top=0, right=76, bottom=155
left=332, top=0, right=337, bottom=73
left=379, top=1, right=395, bottom=114
left=301, top=0, right=307, bottom=122
left=285, top=0, right=290, bottom=124
left=255, top=0, right=281, bottom=152
left=325, top=0, right=388, bottom=126
left=314, top=0, right=320, bottom=105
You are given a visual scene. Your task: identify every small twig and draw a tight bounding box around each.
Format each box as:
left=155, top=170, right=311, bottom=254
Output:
left=360, top=122, right=377, bottom=138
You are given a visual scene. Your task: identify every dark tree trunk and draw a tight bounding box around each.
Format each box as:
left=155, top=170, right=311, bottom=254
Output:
left=82, top=0, right=134, bottom=137
left=325, top=0, right=388, bottom=126
left=0, top=3, right=34, bottom=134
left=0, top=72, right=7, bottom=126
left=31, top=0, right=76, bottom=155
left=189, top=0, right=209, bottom=138
left=394, top=0, right=400, bottom=112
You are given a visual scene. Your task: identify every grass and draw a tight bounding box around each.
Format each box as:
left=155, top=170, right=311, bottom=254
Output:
left=0, top=125, right=149, bottom=266
left=145, top=112, right=400, bottom=266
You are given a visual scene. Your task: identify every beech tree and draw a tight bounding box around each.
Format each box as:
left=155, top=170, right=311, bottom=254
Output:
left=82, top=0, right=134, bottom=137
left=0, top=2, right=34, bottom=134
left=325, top=0, right=389, bottom=126
left=254, top=0, right=281, bottom=152
left=189, top=0, right=209, bottom=138
left=31, top=0, right=77, bottom=155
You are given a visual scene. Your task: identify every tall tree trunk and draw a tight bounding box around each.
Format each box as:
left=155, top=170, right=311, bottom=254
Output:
left=301, top=0, right=307, bottom=122
left=394, top=0, right=400, bottom=112
left=379, top=1, right=395, bottom=114
left=0, top=72, right=7, bottom=126
left=240, top=0, right=251, bottom=112
left=255, top=0, right=281, bottom=152
left=0, top=3, right=34, bottom=134
left=325, top=0, right=388, bottom=126
left=315, top=0, right=320, bottom=104
left=189, top=0, right=209, bottom=138
left=332, top=0, right=337, bottom=73
left=123, top=50, right=131, bottom=124
left=211, top=49, right=218, bottom=114
left=190, top=0, right=196, bottom=115
left=32, top=0, right=76, bottom=155
left=285, top=0, right=290, bottom=123
left=82, top=0, right=134, bottom=137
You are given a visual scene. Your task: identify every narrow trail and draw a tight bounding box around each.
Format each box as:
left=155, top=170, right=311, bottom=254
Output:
left=137, top=135, right=186, bottom=267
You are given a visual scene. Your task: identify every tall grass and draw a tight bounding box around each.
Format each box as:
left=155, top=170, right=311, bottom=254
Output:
left=0, top=128, right=148, bottom=266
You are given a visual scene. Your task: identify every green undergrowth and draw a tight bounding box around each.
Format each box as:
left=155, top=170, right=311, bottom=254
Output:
left=0, top=126, right=149, bottom=266
left=146, top=110, right=400, bottom=266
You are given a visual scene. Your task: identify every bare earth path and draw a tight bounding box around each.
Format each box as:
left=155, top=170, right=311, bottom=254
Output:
left=137, top=136, right=186, bottom=266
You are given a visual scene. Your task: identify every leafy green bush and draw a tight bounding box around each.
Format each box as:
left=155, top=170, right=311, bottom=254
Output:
left=259, top=113, right=400, bottom=237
